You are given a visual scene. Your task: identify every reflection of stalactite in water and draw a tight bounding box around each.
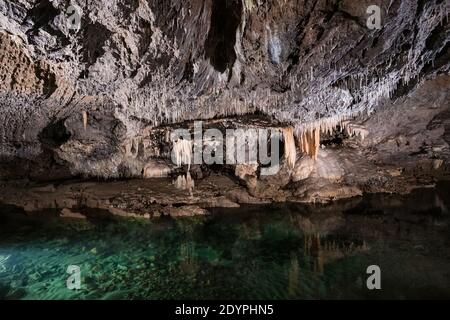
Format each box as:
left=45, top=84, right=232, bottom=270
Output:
left=311, top=234, right=324, bottom=274
left=288, top=255, right=300, bottom=297
left=303, top=234, right=370, bottom=274
left=240, top=219, right=262, bottom=240
left=179, top=242, right=198, bottom=276
left=303, top=235, right=312, bottom=256
left=303, top=233, right=323, bottom=273
left=434, top=194, right=449, bottom=214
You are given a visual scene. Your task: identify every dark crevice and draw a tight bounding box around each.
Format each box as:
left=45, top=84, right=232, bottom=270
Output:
left=82, top=22, right=112, bottom=68
left=39, top=119, right=71, bottom=149
left=181, top=55, right=195, bottom=83
left=25, top=0, right=69, bottom=47
left=423, top=42, right=450, bottom=75
left=393, top=40, right=450, bottom=100
left=287, top=0, right=319, bottom=68
left=416, top=0, right=429, bottom=17
left=34, top=64, right=57, bottom=97
left=425, top=21, right=449, bottom=52
left=205, top=0, right=242, bottom=73
left=136, top=18, right=153, bottom=57
left=25, top=0, right=59, bottom=34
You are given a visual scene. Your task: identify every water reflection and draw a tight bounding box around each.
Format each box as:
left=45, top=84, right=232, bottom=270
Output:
left=0, top=182, right=449, bottom=299
left=287, top=255, right=300, bottom=297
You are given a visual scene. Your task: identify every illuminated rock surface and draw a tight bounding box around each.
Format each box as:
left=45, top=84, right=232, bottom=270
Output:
left=0, top=0, right=449, bottom=207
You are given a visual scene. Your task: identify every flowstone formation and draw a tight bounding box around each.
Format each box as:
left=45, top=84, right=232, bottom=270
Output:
left=0, top=0, right=450, bottom=217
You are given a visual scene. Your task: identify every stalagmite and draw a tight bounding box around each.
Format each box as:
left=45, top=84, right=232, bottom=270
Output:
left=282, top=127, right=296, bottom=168
left=174, top=172, right=194, bottom=191
left=175, top=175, right=186, bottom=190
left=186, top=171, right=194, bottom=190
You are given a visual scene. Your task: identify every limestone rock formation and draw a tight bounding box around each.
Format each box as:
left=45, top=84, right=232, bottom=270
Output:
left=0, top=0, right=449, bottom=215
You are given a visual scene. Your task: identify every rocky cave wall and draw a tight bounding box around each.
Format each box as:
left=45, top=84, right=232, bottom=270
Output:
left=0, top=0, right=449, bottom=181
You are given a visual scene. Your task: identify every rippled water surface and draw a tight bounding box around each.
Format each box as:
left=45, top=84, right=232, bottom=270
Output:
left=1, top=183, right=450, bottom=299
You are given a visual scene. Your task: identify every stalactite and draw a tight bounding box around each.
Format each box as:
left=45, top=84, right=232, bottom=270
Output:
left=342, top=121, right=368, bottom=140
left=281, top=127, right=296, bottom=168
left=124, top=138, right=140, bottom=159
left=298, top=128, right=320, bottom=160
left=82, top=111, right=88, bottom=131
left=172, top=139, right=193, bottom=169
left=294, top=115, right=368, bottom=161
left=294, top=114, right=370, bottom=160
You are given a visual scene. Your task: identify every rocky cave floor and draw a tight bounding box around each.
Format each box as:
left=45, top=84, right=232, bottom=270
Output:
left=1, top=138, right=449, bottom=220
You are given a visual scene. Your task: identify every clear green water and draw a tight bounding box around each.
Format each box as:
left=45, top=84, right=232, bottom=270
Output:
left=1, top=184, right=450, bottom=300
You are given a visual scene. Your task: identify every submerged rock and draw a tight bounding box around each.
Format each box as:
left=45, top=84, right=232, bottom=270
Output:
left=167, top=206, right=209, bottom=217
left=60, top=208, right=86, bottom=219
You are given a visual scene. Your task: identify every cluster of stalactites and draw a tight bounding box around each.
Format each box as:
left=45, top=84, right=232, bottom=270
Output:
left=293, top=115, right=347, bottom=161
left=293, top=115, right=368, bottom=161
left=298, top=128, right=321, bottom=160
left=172, top=139, right=193, bottom=169
left=168, top=116, right=368, bottom=170
left=341, top=121, right=369, bottom=140
left=294, top=115, right=349, bottom=137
